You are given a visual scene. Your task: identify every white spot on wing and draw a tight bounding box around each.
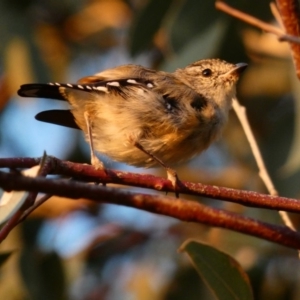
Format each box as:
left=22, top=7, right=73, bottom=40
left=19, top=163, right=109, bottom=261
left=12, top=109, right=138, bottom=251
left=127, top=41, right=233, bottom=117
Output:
left=67, top=83, right=73, bottom=87
left=107, top=81, right=120, bottom=87
left=55, top=82, right=61, bottom=86
left=96, top=86, right=108, bottom=92
left=86, top=86, right=92, bottom=90
left=127, top=79, right=137, bottom=84
left=77, top=85, right=84, bottom=89
left=147, top=82, right=154, bottom=88
left=49, top=83, right=55, bottom=86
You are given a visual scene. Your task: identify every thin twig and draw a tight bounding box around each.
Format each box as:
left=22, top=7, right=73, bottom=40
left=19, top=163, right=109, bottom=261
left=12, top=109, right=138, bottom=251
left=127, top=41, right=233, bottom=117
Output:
left=20, top=194, right=53, bottom=222
left=0, top=209, right=23, bottom=243
left=215, top=1, right=300, bottom=44
left=270, top=2, right=284, bottom=28
left=232, top=99, right=277, bottom=195
left=232, top=98, right=297, bottom=232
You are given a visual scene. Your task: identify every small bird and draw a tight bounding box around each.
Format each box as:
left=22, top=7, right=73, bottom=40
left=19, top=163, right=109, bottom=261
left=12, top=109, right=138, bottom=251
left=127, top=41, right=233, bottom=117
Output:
left=18, top=59, right=247, bottom=188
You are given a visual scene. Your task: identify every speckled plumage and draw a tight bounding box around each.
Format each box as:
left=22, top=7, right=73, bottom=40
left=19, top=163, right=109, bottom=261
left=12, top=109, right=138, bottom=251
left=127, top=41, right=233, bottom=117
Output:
left=18, top=59, right=247, bottom=168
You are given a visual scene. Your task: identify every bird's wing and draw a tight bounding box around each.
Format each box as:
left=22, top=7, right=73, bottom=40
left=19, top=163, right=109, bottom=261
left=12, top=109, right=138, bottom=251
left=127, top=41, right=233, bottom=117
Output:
left=17, top=65, right=155, bottom=101
left=17, top=65, right=151, bottom=129
left=17, top=65, right=206, bottom=130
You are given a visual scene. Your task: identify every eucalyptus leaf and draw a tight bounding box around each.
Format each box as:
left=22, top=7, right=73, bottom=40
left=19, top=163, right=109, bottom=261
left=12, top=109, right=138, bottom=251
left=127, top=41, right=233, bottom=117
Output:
left=180, top=240, right=253, bottom=300
left=19, top=247, right=66, bottom=300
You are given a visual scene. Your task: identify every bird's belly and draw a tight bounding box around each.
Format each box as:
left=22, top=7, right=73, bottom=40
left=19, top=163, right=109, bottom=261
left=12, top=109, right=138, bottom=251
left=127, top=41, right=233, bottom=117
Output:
left=91, top=126, right=220, bottom=168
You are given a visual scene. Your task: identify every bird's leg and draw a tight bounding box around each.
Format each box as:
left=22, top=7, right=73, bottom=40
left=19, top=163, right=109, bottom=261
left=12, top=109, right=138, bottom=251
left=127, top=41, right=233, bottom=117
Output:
left=131, top=137, right=180, bottom=197
left=84, top=112, right=105, bottom=170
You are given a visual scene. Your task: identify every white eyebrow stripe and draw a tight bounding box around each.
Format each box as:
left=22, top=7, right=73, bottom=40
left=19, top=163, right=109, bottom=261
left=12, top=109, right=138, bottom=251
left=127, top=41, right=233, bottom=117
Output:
left=107, top=81, right=120, bottom=87
left=127, top=79, right=138, bottom=84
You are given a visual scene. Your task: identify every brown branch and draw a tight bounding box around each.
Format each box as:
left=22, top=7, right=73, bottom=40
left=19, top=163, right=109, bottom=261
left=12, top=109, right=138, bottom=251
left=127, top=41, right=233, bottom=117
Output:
left=20, top=194, right=53, bottom=222
left=0, top=209, right=23, bottom=243
left=276, top=0, right=300, bottom=78
left=1, top=156, right=300, bottom=213
left=0, top=170, right=300, bottom=249
left=215, top=1, right=300, bottom=44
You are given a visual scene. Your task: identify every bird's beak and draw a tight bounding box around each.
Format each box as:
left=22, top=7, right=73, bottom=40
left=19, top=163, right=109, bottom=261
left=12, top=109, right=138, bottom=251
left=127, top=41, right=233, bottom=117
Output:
left=231, top=63, right=248, bottom=75
left=220, top=62, right=247, bottom=80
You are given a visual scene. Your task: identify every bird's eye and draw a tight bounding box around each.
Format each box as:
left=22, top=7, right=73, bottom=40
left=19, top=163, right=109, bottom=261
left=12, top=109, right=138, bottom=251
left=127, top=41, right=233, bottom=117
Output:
left=202, top=68, right=212, bottom=77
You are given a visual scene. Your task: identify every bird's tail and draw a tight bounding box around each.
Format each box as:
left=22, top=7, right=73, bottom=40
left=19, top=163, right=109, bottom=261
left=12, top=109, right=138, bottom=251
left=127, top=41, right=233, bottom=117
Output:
left=17, top=84, right=67, bottom=101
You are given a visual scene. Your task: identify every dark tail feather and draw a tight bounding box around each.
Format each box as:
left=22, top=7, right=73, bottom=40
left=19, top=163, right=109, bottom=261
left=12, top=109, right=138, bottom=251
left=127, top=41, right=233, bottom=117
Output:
left=35, top=110, right=80, bottom=129
left=18, top=84, right=66, bottom=101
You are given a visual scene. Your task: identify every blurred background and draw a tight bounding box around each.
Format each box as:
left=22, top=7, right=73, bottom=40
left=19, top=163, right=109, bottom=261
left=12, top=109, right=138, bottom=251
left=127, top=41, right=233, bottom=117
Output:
left=0, top=0, right=300, bottom=299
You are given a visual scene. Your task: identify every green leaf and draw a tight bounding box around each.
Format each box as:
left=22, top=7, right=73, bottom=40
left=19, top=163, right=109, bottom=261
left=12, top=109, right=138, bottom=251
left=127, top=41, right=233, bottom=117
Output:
left=128, top=0, right=175, bottom=56
left=180, top=240, right=253, bottom=300
left=19, top=247, right=66, bottom=300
